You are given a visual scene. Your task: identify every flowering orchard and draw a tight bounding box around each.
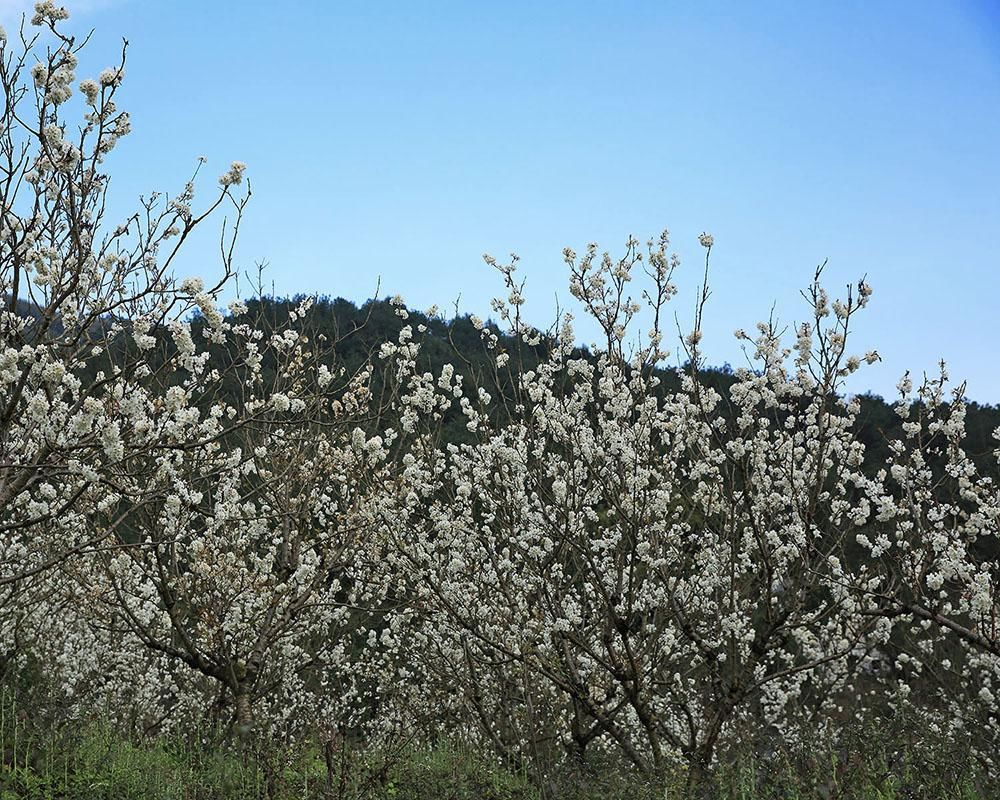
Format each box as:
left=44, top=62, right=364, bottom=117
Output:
left=380, top=239, right=1000, bottom=783
left=1, top=4, right=998, bottom=793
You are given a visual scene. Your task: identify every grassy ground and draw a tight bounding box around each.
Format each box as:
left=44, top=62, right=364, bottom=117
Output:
left=0, top=685, right=991, bottom=800
left=0, top=723, right=992, bottom=800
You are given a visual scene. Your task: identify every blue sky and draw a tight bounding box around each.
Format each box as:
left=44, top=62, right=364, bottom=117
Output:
left=5, top=1, right=1000, bottom=401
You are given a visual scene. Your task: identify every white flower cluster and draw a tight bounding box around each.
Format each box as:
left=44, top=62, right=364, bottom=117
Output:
left=31, top=1, right=70, bottom=27
left=218, top=160, right=247, bottom=187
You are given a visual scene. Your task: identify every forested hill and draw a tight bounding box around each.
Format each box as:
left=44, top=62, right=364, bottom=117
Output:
left=243, top=295, right=1000, bottom=477
left=11, top=290, right=996, bottom=474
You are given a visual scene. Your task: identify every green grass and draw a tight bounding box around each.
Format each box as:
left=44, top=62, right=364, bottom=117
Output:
left=0, top=687, right=992, bottom=800
left=0, top=730, right=992, bottom=800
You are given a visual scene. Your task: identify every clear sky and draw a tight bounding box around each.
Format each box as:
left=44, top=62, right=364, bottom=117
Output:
left=4, top=1, right=1000, bottom=401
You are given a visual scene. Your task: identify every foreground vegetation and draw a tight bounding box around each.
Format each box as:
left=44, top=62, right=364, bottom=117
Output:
left=0, top=696, right=990, bottom=800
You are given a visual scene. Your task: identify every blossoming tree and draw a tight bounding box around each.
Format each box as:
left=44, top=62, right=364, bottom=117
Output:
left=0, top=2, right=252, bottom=668
left=1, top=7, right=411, bottom=766
left=843, top=368, right=1000, bottom=770
left=388, top=234, right=909, bottom=785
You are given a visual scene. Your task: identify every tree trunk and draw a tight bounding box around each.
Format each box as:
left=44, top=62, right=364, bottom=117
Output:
left=234, top=691, right=253, bottom=737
